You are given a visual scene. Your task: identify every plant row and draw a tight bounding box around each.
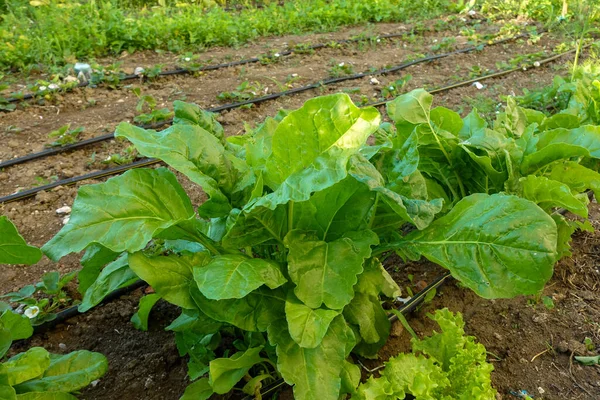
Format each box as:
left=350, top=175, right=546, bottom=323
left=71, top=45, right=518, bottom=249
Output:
left=3, top=63, right=600, bottom=398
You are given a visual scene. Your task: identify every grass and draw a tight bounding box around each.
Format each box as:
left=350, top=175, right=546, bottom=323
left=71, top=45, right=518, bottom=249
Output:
left=0, top=0, right=457, bottom=73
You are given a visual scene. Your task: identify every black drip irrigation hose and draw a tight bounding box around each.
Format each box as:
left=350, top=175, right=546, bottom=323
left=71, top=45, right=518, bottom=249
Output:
left=0, top=158, right=160, bottom=204
left=0, top=42, right=583, bottom=205
left=0, top=30, right=527, bottom=171
left=241, top=272, right=452, bottom=400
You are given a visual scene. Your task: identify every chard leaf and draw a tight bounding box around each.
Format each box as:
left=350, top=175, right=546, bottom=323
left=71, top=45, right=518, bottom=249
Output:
left=550, top=161, right=600, bottom=198
left=14, top=351, right=107, bottom=394
left=268, top=316, right=354, bottom=400
left=285, top=230, right=379, bottom=310
left=459, top=109, right=487, bottom=140
left=190, top=286, right=285, bottom=332
left=521, top=126, right=600, bottom=173
left=209, top=347, right=263, bottom=394
left=0, top=216, right=42, bottom=265
left=493, top=97, right=528, bottom=138
left=285, top=293, right=341, bottom=348
left=517, top=175, right=588, bottom=217
left=349, top=154, right=443, bottom=230
left=293, top=177, right=375, bottom=241
left=339, top=360, right=361, bottom=396
left=166, top=309, right=222, bottom=335
left=194, top=254, right=287, bottom=300
left=386, top=88, right=432, bottom=131
left=131, top=293, right=161, bottom=331
left=222, top=205, right=287, bottom=249
left=0, top=310, right=33, bottom=341
left=115, top=123, right=252, bottom=217
left=0, top=329, right=11, bottom=359
left=243, top=117, right=278, bottom=172
left=355, top=258, right=401, bottom=299
left=15, top=393, right=77, bottom=400
left=78, top=244, right=120, bottom=296
left=393, top=193, right=557, bottom=298
left=79, top=254, right=137, bottom=312
left=343, top=292, right=390, bottom=345
left=4, top=347, right=50, bottom=386
left=42, top=168, right=194, bottom=261
left=431, top=106, right=463, bottom=136
left=180, top=377, right=213, bottom=400
left=173, top=100, right=225, bottom=143
left=128, top=252, right=210, bottom=309
left=249, top=94, right=380, bottom=211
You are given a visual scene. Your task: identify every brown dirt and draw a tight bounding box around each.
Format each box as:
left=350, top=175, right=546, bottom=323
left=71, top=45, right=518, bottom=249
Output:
left=1, top=16, right=599, bottom=400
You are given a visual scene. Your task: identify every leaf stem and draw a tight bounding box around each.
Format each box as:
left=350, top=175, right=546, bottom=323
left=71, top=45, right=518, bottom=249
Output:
left=390, top=309, right=418, bottom=340
left=368, top=193, right=380, bottom=229
left=427, top=120, right=467, bottom=198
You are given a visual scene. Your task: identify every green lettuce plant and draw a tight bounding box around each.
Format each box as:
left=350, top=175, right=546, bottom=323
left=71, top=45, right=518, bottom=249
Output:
left=38, top=88, right=581, bottom=398
left=355, top=308, right=495, bottom=400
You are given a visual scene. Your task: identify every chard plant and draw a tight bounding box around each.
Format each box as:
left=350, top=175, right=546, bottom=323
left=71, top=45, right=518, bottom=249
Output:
left=40, top=81, right=600, bottom=398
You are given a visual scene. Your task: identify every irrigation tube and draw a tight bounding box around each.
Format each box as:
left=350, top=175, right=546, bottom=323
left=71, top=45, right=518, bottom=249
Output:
left=0, top=45, right=583, bottom=205
left=0, top=30, right=528, bottom=170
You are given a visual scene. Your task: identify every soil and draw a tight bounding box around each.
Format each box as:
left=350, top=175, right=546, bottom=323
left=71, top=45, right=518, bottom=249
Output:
left=1, top=14, right=599, bottom=400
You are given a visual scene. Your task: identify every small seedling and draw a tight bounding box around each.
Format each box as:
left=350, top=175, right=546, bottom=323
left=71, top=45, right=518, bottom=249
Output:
left=217, top=81, right=265, bottom=102
left=103, top=145, right=138, bottom=165
left=46, top=124, right=84, bottom=147
left=381, top=75, right=412, bottom=99
left=329, top=61, right=354, bottom=78
left=0, top=271, right=77, bottom=326
left=132, top=87, right=173, bottom=124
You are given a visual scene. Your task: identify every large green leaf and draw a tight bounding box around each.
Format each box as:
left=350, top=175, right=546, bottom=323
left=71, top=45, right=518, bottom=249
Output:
left=14, top=351, right=107, bottom=394
left=222, top=205, right=288, bottom=249
left=349, top=155, right=443, bottom=230
left=549, top=161, right=600, bottom=199
left=285, top=293, right=340, bottom=348
left=0, top=328, right=11, bottom=359
left=249, top=94, right=380, bottom=211
left=293, top=177, right=375, bottom=241
left=0, top=217, right=42, bottom=265
left=131, top=293, right=161, bottom=331
left=209, top=347, right=263, bottom=394
left=0, top=310, right=33, bottom=341
left=285, top=230, right=379, bottom=310
left=15, top=393, right=77, bottom=400
left=78, top=244, right=120, bottom=296
left=173, top=100, right=225, bottom=143
left=386, top=88, right=432, bottom=130
left=354, top=258, right=401, bottom=299
left=393, top=193, right=557, bottom=298
left=517, top=175, right=588, bottom=217
left=521, top=126, right=600, bottom=173
left=4, top=347, right=50, bottom=386
left=179, top=377, right=214, bottom=400
left=343, top=292, right=390, bottom=345
left=194, top=254, right=287, bottom=300
left=78, top=255, right=137, bottom=312
left=128, top=251, right=210, bottom=309
left=268, top=316, right=354, bottom=400
left=189, top=286, right=285, bottom=332
left=115, top=123, right=252, bottom=217
left=42, top=168, right=194, bottom=261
